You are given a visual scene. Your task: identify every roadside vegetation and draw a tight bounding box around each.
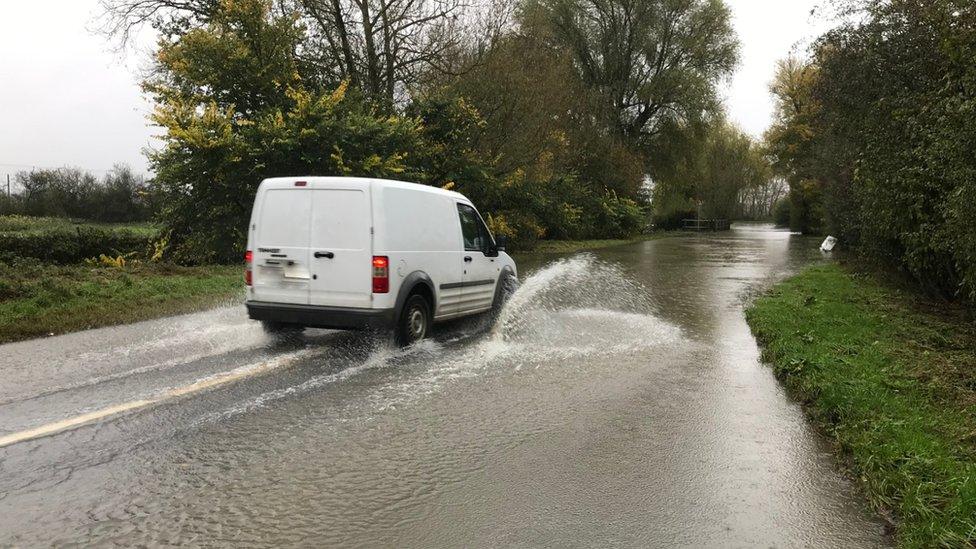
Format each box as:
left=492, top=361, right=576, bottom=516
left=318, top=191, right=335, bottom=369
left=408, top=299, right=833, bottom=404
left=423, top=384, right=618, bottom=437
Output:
left=0, top=165, right=153, bottom=222
left=0, top=257, right=241, bottom=343
left=0, top=215, right=157, bottom=235
left=747, top=264, right=976, bottom=547
left=0, top=215, right=240, bottom=343
left=0, top=215, right=159, bottom=264
left=753, top=5, right=976, bottom=538
left=765, top=0, right=976, bottom=303
left=749, top=2, right=976, bottom=543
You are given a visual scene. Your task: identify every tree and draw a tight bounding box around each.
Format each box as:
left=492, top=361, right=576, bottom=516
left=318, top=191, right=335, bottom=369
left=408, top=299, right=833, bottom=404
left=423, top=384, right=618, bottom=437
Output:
left=9, top=167, right=149, bottom=221
left=530, top=0, right=738, bottom=144
left=651, top=118, right=768, bottom=226
left=102, top=0, right=471, bottom=106
left=421, top=21, right=648, bottom=243
left=99, top=0, right=220, bottom=43
left=764, top=57, right=819, bottom=183
left=146, top=0, right=431, bottom=262
left=764, top=57, right=828, bottom=234
left=143, top=0, right=311, bottom=116
left=108, top=0, right=746, bottom=253
left=298, top=0, right=468, bottom=106
left=738, top=177, right=787, bottom=221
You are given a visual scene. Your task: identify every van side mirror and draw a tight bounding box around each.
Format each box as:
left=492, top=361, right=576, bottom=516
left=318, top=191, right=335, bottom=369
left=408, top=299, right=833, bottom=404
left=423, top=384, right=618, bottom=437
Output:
left=495, top=235, right=508, bottom=252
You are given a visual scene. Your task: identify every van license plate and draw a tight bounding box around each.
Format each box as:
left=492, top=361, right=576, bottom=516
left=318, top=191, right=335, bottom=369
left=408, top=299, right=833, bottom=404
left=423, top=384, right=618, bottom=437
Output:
left=283, top=265, right=310, bottom=280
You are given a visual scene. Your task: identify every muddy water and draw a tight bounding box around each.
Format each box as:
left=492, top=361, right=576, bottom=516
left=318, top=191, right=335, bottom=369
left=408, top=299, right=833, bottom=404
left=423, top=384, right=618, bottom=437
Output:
left=0, top=224, right=889, bottom=547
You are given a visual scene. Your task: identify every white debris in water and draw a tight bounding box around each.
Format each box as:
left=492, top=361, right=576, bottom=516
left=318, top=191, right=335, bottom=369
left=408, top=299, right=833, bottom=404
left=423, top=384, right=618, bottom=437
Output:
left=820, top=236, right=837, bottom=253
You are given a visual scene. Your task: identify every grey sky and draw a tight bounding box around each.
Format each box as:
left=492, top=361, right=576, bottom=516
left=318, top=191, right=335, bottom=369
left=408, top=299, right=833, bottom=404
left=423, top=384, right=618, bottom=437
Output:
left=722, top=0, right=833, bottom=136
left=0, top=0, right=832, bottom=187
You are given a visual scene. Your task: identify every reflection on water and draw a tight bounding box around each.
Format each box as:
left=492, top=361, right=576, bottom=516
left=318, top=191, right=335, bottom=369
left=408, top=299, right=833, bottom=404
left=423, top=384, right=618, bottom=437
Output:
left=0, top=224, right=887, bottom=547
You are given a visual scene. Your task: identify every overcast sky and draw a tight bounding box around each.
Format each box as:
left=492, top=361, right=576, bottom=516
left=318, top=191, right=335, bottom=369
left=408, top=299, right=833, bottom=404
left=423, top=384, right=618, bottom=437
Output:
left=0, top=0, right=833, bottom=187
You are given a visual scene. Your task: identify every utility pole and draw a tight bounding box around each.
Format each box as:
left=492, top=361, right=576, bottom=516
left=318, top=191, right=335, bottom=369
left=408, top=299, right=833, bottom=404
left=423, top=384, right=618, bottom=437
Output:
left=6, top=174, right=9, bottom=197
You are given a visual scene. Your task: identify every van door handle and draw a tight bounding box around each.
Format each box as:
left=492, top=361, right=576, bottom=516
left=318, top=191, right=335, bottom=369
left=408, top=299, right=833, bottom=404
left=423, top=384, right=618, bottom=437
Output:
left=464, top=256, right=473, bottom=263
left=314, top=251, right=334, bottom=259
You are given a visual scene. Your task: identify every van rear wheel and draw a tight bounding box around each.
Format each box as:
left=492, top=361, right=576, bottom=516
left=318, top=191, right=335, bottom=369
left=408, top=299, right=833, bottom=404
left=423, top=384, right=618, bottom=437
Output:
left=395, top=294, right=431, bottom=347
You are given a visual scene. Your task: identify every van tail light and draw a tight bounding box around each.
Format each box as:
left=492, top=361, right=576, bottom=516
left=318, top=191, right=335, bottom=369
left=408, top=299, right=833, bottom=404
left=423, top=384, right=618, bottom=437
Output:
left=244, top=250, right=253, bottom=286
left=372, top=256, right=389, bottom=293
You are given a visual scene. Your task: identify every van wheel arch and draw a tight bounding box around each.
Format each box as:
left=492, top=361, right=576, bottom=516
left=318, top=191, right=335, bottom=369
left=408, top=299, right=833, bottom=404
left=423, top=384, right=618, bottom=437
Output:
left=394, top=271, right=436, bottom=322
left=491, top=266, right=516, bottom=314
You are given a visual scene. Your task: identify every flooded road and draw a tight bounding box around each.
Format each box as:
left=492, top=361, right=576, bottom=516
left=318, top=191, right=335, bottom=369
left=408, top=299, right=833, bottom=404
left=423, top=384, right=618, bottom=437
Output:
left=0, top=224, right=889, bottom=546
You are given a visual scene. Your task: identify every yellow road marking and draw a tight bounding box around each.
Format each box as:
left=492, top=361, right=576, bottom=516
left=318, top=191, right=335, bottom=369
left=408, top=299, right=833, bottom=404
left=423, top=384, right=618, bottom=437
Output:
left=0, top=399, right=153, bottom=448
left=0, top=354, right=302, bottom=449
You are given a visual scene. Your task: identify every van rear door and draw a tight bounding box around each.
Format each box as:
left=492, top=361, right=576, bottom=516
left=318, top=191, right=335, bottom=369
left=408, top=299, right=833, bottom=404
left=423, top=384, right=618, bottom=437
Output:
left=308, top=185, right=372, bottom=309
left=251, top=187, right=312, bottom=305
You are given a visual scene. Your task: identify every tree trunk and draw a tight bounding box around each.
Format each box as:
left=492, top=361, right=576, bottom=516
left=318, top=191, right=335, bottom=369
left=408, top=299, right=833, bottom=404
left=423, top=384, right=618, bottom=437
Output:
left=356, top=0, right=382, bottom=97
left=329, top=0, right=360, bottom=86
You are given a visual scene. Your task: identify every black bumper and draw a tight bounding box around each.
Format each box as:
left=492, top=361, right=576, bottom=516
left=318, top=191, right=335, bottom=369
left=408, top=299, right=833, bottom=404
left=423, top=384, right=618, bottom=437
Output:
left=246, top=301, right=395, bottom=330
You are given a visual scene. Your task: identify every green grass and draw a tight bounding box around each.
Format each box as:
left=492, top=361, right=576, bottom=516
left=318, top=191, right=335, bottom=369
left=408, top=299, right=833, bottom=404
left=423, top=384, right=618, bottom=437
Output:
left=530, top=232, right=682, bottom=254
left=0, top=258, right=242, bottom=343
left=746, top=264, right=976, bottom=547
left=0, top=215, right=159, bottom=236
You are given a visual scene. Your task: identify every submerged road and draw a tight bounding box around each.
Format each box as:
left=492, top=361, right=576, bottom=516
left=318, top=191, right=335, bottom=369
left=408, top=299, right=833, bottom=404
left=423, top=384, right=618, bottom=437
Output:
left=0, top=224, right=888, bottom=546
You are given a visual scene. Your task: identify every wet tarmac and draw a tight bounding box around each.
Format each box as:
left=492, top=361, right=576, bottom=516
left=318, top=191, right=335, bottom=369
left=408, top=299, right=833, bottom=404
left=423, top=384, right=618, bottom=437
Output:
left=0, top=224, right=889, bottom=546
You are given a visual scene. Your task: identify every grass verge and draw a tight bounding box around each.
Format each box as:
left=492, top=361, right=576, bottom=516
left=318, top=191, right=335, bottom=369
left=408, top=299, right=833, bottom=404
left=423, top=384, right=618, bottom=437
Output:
left=0, top=258, right=242, bottom=343
left=746, top=263, right=976, bottom=547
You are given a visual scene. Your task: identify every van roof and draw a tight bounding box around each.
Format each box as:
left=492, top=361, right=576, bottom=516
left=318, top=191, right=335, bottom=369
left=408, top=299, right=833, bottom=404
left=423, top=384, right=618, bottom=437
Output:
left=259, top=176, right=469, bottom=202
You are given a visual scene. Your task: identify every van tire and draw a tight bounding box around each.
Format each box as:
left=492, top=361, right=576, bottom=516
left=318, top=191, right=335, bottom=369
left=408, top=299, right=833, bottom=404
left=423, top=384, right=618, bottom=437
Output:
left=395, top=294, right=431, bottom=347
left=490, top=272, right=517, bottom=318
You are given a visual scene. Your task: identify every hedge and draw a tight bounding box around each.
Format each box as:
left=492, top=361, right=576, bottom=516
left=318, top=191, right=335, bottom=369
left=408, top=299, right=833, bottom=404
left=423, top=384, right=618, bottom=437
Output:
left=0, top=228, right=155, bottom=264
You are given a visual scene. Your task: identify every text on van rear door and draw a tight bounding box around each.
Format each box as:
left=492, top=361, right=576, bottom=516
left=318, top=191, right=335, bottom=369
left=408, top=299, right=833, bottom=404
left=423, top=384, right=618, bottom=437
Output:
left=252, top=188, right=311, bottom=305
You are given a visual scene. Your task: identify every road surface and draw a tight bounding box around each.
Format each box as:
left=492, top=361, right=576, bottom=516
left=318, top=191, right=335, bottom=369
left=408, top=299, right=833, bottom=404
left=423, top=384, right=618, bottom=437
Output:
left=0, top=224, right=889, bottom=546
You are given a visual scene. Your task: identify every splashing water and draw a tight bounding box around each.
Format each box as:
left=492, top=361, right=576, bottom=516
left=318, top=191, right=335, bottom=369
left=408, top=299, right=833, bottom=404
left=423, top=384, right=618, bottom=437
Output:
left=201, top=255, right=683, bottom=422
left=492, top=255, right=679, bottom=355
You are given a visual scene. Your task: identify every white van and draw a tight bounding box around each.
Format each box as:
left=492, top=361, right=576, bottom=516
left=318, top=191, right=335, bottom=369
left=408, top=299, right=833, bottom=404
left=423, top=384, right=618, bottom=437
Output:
left=244, top=177, right=517, bottom=345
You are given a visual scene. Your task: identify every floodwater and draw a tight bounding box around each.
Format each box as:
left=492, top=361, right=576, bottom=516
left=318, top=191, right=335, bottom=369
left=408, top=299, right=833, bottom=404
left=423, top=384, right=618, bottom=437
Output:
left=0, top=224, right=889, bottom=547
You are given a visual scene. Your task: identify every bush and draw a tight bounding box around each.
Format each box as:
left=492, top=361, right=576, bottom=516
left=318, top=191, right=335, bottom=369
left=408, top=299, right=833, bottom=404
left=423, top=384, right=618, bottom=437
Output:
left=650, top=185, right=695, bottom=230
left=0, top=228, right=155, bottom=264
left=0, top=193, right=24, bottom=216
left=486, top=211, right=546, bottom=251
left=9, top=166, right=151, bottom=223
left=772, top=198, right=791, bottom=227
left=788, top=181, right=823, bottom=235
